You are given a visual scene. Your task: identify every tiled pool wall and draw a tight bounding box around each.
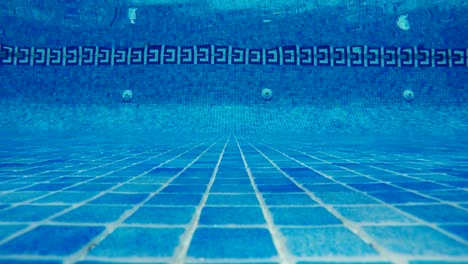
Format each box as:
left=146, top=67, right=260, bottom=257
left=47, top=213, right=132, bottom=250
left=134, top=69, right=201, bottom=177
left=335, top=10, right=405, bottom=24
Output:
left=0, top=4, right=467, bottom=133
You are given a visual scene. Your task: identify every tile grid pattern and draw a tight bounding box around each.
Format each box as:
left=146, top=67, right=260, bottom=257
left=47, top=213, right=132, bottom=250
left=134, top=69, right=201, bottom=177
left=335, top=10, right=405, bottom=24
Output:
left=0, top=135, right=466, bottom=264
left=1, top=43, right=467, bottom=67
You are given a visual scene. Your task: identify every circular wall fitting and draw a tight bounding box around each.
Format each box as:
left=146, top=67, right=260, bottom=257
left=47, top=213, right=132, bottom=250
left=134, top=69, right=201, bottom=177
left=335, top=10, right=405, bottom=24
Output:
left=403, top=89, right=414, bottom=101
left=122, top=90, right=133, bottom=102
left=262, top=88, right=273, bottom=101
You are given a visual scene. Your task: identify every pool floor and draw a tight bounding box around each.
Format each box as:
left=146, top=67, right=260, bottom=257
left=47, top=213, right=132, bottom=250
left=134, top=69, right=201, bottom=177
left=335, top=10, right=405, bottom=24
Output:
left=0, top=133, right=467, bottom=264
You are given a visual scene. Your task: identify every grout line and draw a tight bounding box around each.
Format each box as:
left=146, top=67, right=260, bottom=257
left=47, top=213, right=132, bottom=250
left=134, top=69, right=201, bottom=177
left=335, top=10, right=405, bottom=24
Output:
left=63, top=138, right=223, bottom=264
left=235, top=136, right=292, bottom=264
left=172, top=136, right=229, bottom=263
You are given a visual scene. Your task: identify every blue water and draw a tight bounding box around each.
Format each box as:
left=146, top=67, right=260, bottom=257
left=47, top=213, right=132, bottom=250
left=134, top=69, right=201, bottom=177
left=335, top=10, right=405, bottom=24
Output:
left=0, top=0, right=467, bottom=263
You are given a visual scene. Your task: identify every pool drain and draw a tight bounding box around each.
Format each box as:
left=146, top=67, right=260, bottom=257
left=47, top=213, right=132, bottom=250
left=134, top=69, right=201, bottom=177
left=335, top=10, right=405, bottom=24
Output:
left=403, top=89, right=414, bottom=101
left=262, top=88, right=273, bottom=101
left=122, top=90, right=133, bottom=102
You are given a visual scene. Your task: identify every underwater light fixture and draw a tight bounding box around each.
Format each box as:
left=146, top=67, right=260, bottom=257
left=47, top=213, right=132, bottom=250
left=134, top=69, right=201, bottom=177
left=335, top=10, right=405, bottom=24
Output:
left=397, top=14, right=410, bottom=31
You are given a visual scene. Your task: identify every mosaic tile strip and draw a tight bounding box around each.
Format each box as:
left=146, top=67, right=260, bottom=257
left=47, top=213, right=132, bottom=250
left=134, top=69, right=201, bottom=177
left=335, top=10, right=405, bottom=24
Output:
left=1, top=44, right=467, bottom=67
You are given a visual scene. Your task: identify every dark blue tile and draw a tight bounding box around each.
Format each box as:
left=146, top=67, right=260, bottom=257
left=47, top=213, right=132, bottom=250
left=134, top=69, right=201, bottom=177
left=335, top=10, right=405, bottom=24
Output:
left=33, top=191, right=98, bottom=203
left=0, top=225, right=104, bottom=255
left=270, top=207, right=341, bottom=225
left=88, top=227, right=184, bottom=257
left=89, top=193, right=148, bottom=205
left=53, top=205, right=130, bottom=223
left=254, top=178, right=294, bottom=185
left=0, top=260, right=61, bottom=264
left=20, top=183, right=72, bottom=191
left=0, top=183, right=31, bottom=191
left=125, top=206, right=195, bottom=224
left=113, top=183, right=162, bottom=192
left=199, top=206, right=265, bottom=225
left=370, top=191, right=437, bottom=204
left=257, top=184, right=303, bottom=193
left=439, top=225, right=468, bottom=240
left=262, top=193, right=317, bottom=205
left=0, top=224, right=27, bottom=240
left=335, top=206, right=415, bottom=223
left=281, top=227, right=378, bottom=257
left=0, top=205, right=68, bottom=222
left=187, top=228, right=277, bottom=258
left=210, top=184, right=254, bottom=193
left=363, top=225, right=467, bottom=256
left=397, top=204, right=468, bottom=223
left=206, top=194, right=259, bottom=205
left=425, top=190, right=468, bottom=202
left=298, top=262, right=391, bottom=264
left=77, top=261, right=165, bottom=264
left=146, top=193, right=202, bottom=205
left=304, top=184, right=352, bottom=192
left=171, top=178, right=210, bottom=184
left=67, top=183, right=114, bottom=192
left=395, top=181, right=449, bottom=190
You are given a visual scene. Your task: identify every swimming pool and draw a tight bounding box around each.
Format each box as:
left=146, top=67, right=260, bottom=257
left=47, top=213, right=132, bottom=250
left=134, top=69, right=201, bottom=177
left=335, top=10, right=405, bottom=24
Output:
left=0, top=0, right=467, bottom=263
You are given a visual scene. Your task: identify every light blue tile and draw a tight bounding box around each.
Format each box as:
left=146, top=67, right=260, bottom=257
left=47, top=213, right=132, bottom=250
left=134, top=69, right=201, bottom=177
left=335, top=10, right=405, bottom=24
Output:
left=280, top=227, right=378, bottom=257
left=88, top=227, right=184, bottom=257
left=52, top=205, right=130, bottom=223
left=0, top=224, right=27, bottom=240
left=89, top=193, right=149, bottom=205
left=187, top=227, right=277, bottom=258
left=363, top=225, right=468, bottom=256
left=0, top=225, right=104, bottom=255
left=270, top=207, right=341, bottom=225
left=370, top=191, right=437, bottom=204
left=161, top=184, right=207, bottom=193
left=0, top=192, right=48, bottom=203
left=210, top=184, right=254, bottom=193
left=146, top=193, right=203, bottom=205
left=33, top=191, right=99, bottom=203
left=335, top=205, right=416, bottom=223
left=262, top=193, right=317, bottom=205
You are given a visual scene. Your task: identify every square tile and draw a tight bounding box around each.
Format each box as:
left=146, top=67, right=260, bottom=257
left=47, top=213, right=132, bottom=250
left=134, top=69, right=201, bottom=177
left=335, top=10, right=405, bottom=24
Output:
left=304, top=184, right=352, bottom=192
left=125, top=206, right=195, bottom=224
left=280, top=227, right=378, bottom=257
left=0, top=192, right=48, bottom=203
left=52, top=205, right=130, bottom=223
left=187, top=228, right=277, bottom=258
left=89, top=193, right=149, bottom=205
left=113, top=183, right=162, bottom=192
left=348, top=183, right=402, bottom=192
left=315, top=192, right=380, bottom=205
left=363, top=225, right=468, bottom=256
left=370, top=191, right=437, bottom=204
left=146, top=194, right=202, bottom=206
left=161, top=184, right=207, bottom=193
left=199, top=206, right=265, bottom=225
left=439, top=225, right=468, bottom=240
left=0, top=225, right=104, bottom=255
left=397, top=204, right=468, bottom=223
left=335, top=205, right=416, bottom=223
left=269, top=207, right=341, bottom=225
left=88, top=227, right=184, bottom=257
left=33, top=192, right=98, bottom=204
left=0, top=205, right=68, bottom=222
left=257, top=184, right=303, bottom=193
left=0, top=224, right=27, bottom=240
left=206, top=194, right=259, bottom=205
left=210, top=184, right=254, bottom=193
left=262, top=193, right=317, bottom=206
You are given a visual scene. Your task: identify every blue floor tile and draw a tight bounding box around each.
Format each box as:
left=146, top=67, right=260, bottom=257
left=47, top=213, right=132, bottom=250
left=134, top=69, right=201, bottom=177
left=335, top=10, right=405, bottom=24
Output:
left=397, top=204, right=468, bottom=223
left=113, top=183, right=162, bottom=192
left=262, top=193, right=317, bottom=205
left=0, top=260, right=61, bottom=264
left=187, top=227, right=277, bottom=258
left=394, top=181, right=450, bottom=190
left=162, top=184, right=207, bottom=193
left=348, top=183, right=402, bottom=192
left=315, top=192, right=380, bottom=205
left=199, top=206, right=265, bottom=225
left=269, top=207, right=341, bottom=225
left=88, top=227, right=184, bottom=257
left=20, top=183, right=73, bottom=191
left=67, top=183, right=114, bottom=192
left=210, top=184, right=254, bottom=193
left=335, top=205, right=416, bottom=223
left=125, top=206, right=195, bottom=224
left=304, top=184, right=353, bottom=192
left=0, top=205, right=68, bottom=222
left=363, top=225, right=468, bottom=256
left=257, top=184, right=304, bottom=193
left=89, top=193, right=149, bottom=205
left=280, top=227, right=378, bottom=257
left=0, top=224, right=27, bottom=240
left=369, top=191, right=437, bottom=204
left=52, top=205, right=130, bottom=223
left=0, top=225, right=104, bottom=255
left=206, top=194, right=259, bottom=205
left=146, top=193, right=203, bottom=205
left=439, top=225, right=468, bottom=240
left=0, top=192, right=48, bottom=203
left=33, top=191, right=98, bottom=204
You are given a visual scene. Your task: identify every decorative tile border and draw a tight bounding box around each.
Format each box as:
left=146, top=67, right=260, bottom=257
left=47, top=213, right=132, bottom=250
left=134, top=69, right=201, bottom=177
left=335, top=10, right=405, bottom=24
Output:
left=1, top=44, right=467, bottom=67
